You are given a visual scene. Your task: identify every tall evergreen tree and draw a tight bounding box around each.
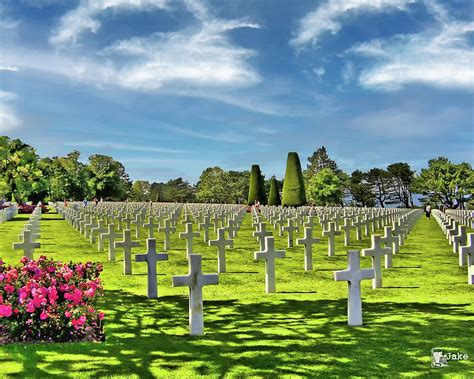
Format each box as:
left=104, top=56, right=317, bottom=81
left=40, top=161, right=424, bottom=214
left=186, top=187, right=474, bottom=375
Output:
left=247, top=165, right=267, bottom=205
left=282, top=152, right=307, bottom=207
left=268, top=176, right=281, bottom=206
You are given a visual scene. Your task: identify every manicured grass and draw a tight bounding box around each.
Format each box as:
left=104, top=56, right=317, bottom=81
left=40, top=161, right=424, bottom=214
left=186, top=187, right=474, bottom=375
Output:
left=0, top=210, right=472, bottom=377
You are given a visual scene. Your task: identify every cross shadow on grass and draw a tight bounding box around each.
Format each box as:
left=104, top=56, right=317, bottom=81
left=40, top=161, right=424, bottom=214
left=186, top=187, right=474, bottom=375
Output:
left=6, top=289, right=474, bottom=377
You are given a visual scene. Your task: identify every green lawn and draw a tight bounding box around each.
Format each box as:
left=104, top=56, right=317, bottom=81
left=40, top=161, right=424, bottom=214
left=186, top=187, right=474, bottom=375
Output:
left=0, top=210, right=472, bottom=377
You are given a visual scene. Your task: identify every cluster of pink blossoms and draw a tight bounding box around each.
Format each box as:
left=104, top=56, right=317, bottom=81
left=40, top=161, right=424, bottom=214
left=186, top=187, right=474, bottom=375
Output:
left=0, top=256, right=105, bottom=344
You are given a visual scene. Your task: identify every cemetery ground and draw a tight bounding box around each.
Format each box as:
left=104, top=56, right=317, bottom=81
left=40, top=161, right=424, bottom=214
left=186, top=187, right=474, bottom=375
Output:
left=0, top=210, right=473, bottom=377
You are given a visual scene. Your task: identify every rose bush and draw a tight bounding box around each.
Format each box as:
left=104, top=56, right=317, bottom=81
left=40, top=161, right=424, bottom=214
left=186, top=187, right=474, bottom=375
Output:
left=0, top=256, right=104, bottom=344
left=18, top=204, right=49, bottom=214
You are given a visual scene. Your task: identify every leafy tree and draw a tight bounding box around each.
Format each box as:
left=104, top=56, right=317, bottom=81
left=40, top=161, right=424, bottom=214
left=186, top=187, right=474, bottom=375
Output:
left=366, top=168, right=392, bottom=208
left=87, top=154, right=130, bottom=200
left=0, top=136, right=47, bottom=202
left=306, top=146, right=340, bottom=177
left=387, top=162, right=415, bottom=208
left=282, top=152, right=307, bottom=207
left=347, top=170, right=375, bottom=207
left=415, top=157, right=474, bottom=209
left=132, top=180, right=151, bottom=201
left=306, top=168, right=343, bottom=206
left=151, top=178, right=195, bottom=202
left=227, top=170, right=250, bottom=204
left=196, top=167, right=229, bottom=203
left=268, top=176, right=281, bottom=206
left=247, top=165, right=267, bottom=205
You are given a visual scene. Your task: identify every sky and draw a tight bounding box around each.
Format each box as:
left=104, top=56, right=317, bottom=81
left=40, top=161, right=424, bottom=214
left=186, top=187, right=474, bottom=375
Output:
left=0, top=0, right=473, bottom=183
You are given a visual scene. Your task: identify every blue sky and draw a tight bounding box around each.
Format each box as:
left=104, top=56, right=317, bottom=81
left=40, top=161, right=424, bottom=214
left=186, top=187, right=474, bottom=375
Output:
left=0, top=0, right=472, bottom=183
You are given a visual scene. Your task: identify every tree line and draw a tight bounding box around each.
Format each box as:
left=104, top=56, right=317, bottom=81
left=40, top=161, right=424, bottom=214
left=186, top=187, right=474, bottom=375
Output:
left=1, top=136, right=472, bottom=208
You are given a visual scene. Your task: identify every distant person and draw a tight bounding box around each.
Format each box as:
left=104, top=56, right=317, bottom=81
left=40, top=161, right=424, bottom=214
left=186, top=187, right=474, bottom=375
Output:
left=100, top=197, right=103, bottom=203
left=83, top=198, right=88, bottom=207
left=93, top=197, right=99, bottom=206
left=64, top=199, right=68, bottom=207
left=425, top=204, right=431, bottom=219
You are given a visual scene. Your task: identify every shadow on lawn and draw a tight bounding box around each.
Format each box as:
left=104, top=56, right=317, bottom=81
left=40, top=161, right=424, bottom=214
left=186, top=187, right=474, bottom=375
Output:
left=8, top=290, right=474, bottom=377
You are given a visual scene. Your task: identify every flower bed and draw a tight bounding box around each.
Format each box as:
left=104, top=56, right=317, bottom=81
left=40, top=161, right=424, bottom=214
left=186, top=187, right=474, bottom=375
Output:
left=18, top=204, right=49, bottom=214
left=0, top=256, right=104, bottom=344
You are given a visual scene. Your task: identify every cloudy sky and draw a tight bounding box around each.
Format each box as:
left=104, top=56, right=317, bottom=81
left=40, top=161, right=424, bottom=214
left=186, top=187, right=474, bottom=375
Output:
left=1, top=0, right=472, bottom=182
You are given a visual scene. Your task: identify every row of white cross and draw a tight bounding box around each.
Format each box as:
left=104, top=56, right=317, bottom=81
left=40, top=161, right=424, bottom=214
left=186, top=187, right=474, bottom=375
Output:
left=0, top=204, right=18, bottom=224
left=433, top=210, right=474, bottom=284
left=11, top=206, right=42, bottom=258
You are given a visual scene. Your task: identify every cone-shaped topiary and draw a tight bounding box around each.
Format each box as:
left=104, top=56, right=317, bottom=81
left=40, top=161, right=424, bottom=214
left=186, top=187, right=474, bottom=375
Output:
left=268, top=176, right=281, bottom=206
left=282, top=152, right=307, bottom=207
left=247, top=165, right=267, bottom=205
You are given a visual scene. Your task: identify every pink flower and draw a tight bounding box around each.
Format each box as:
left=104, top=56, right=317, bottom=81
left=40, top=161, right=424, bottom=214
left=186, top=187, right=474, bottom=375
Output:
left=26, top=301, right=35, bottom=313
left=4, top=284, right=15, bottom=294
left=64, top=288, right=82, bottom=305
left=0, top=304, right=12, bottom=317
left=48, top=287, right=58, bottom=305
left=84, top=288, right=95, bottom=298
left=40, top=311, right=48, bottom=320
left=98, top=312, right=104, bottom=320
left=65, top=311, right=72, bottom=318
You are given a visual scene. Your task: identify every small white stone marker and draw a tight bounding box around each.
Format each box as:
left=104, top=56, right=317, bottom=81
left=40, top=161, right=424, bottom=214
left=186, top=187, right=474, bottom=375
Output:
left=101, top=224, right=120, bottom=261
left=208, top=227, right=234, bottom=273
left=322, top=222, right=341, bottom=257
left=199, top=216, right=212, bottom=243
left=115, top=229, right=140, bottom=275
left=362, top=235, right=391, bottom=289
left=253, top=223, right=272, bottom=251
left=339, top=218, right=352, bottom=246
left=12, top=230, right=40, bottom=259
left=159, top=219, right=176, bottom=250
left=172, top=254, right=218, bottom=335
left=143, top=216, right=159, bottom=238
left=254, top=236, right=286, bottom=293
left=282, top=219, right=299, bottom=247
left=136, top=238, right=168, bottom=298
left=179, top=223, right=200, bottom=258
left=334, top=250, right=375, bottom=326
left=460, top=233, right=474, bottom=268
left=296, top=227, right=320, bottom=271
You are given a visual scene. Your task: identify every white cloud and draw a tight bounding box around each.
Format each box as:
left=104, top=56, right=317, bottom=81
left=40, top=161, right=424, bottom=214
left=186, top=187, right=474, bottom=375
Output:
left=290, top=0, right=415, bottom=47
left=313, top=67, right=325, bottom=76
left=349, top=2, right=474, bottom=90
left=63, top=141, right=190, bottom=154
left=0, top=90, right=21, bottom=131
left=0, top=65, right=19, bottom=72
left=50, top=0, right=169, bottom=45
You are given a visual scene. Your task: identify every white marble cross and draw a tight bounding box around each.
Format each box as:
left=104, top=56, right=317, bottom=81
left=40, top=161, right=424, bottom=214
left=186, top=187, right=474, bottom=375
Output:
left=159, top=218, right=176, bottom=250
left=115, top=229, right=140, bottom=275
left=101, top=224, right=120, bottom=261
left=296, top=227, right=320, bottom=271
left=199, top=216, right=212, bottom=243
left=322, top=222, right=341, bottom=257
left=452, top=225, right=467, bottom=256
left=254, top=236, right=286, bottom=293
left=208, top=227, right=234, bottom=273
left=135, top=238, right=168, bottom=298
left=143, top=216, right=160, bottom=238
left=12, top=230, right=40, bottom=258
left=362, top=235, right=391, bottom=288
left=179, top=223, right=200, bottom=258
left=132, top=215, right=143, bottom=239
left=380, top=226, right=399, bottom=256
left=460, top=233, right=474, bottom=268
left=334, top=250, right=375, bottom=326
left=91, top=219, right=107, bottom=246
left=282, top=219, right=299, bottom=247
left=339, top=218, right=353, bottom=246
left=172, top=254, right=218, bottom=335
left=353, top=216, right=364, bottom=241
left=253, top=222, right=273, bottom=251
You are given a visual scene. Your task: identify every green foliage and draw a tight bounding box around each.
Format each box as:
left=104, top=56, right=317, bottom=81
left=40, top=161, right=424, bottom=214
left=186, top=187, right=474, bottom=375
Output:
left=131, top=181, right=151, bottom=201
left=366, top=168, right=393, bottom=208
left=247, top=165, right=267, bottom=205
left=151, top=178, right=196, bottom=202
left=87, top=154, right=131, bottom=201
left=387, top=162, right=415, bottom=208
left=306, top=168, right=343, bottom=206
left=282, top=152, right=306, bottom=207
left=268, top=176, right=281, bottom=206
left=0, top=136, right=47, bottom=202
left=197, top=167, right=230, bottom=203
left=415, top=157, right=474, bottom=209
left=347, top=170, right=375, bottom=207
left=305, top=146, right=340, bottom=178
